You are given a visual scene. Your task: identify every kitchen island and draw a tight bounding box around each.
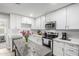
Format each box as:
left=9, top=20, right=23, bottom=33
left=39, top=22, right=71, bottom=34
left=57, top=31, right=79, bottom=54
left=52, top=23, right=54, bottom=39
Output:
left=13, top=39, right=52, bottom=56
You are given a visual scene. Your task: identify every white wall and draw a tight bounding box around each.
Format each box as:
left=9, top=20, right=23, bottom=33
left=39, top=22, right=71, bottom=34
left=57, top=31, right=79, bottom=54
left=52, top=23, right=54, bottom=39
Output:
left=0, top=13, right=9, bottom=34
left=0, top=13, right=10, bottom=49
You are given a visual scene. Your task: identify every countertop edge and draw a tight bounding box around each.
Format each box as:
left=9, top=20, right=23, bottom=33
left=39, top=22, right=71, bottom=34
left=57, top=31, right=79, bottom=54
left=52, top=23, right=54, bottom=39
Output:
left=54, top=38, right=79, bottom=46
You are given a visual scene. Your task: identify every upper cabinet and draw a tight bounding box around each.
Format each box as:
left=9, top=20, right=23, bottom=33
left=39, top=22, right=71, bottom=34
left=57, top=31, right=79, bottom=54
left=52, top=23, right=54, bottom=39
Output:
left=31, top=19, right=36, bottom=29
left=45, top=4, right=79, bottom=30
left=40, top=16, right=45, bottom=29
left=46, top=13, right=54, bottom=22
left=35, top=17, right=41, bottom=29
left=10, top=14, right=34, bottom=30
left=22, top=17, right=33, bottom=24
left=54, top=8, right=67, bottom=29
left=67, top=4, right=79, bottom=29
left=46, top=8, right=67, bottom=29
left=33, top=16, right=46, bottom=29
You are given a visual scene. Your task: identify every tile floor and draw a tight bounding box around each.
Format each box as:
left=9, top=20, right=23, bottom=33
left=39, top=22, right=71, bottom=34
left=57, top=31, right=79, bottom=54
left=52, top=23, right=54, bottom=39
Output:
left=0, top=42, right=14, bottom=56
left=0, top=48, right=14, bottom=56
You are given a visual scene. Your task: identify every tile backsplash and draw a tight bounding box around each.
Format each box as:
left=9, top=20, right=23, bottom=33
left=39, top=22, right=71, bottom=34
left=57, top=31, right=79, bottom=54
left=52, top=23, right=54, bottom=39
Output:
left=31, top=29, right=79, bottom=41
left=57, top=30, right=79, bottom=39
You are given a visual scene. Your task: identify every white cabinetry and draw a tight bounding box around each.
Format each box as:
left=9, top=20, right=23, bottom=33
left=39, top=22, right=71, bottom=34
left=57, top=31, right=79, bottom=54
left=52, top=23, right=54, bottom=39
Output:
left=45, top=8, right=66, bottom=29
left=31, top=19, right=36, bottom=29
left=53, top=39, right=79, bottom=56
left=34, top=16, right=45, bottom=29
left=35, top=17, right=41, bottom=29
left=46, top=13, right=54, bottom=22
left=38, top=4, right=79, bottom=30
left=53, top=40, right=64, bottom=56
left=10, top=14, right=33, bottom=30
left=54, top=8, right=67, bottom=29
left=21, top=16, right=33, bottom=30
left=64, top=43, right=79, bottom=56
left=67, top=4, right=79, bottom=29
left=40, top=16, right=45, bottom=29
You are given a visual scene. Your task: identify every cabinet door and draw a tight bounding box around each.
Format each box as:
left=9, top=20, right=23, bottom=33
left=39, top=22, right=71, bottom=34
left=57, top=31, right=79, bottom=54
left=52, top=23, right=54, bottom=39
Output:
left=53, top=45, right=64, bottom=56
left=40, top=16, right=45, bottom=29
left=46, top=13, right=54, bottom=22
left=45, top=14, right=51, bottom=22
left=31, top=19, right=36, bottom=29
left=64, top=43, right=79, bottom=56
left=54, top=8, right=66, bottom=29
left=53, top=40, right=64, bottom=56
left=35, top=17, right=41, bottom=29
left=35, top=18, right=38, bottom=29
left=67, top=4, right=79, bottom=29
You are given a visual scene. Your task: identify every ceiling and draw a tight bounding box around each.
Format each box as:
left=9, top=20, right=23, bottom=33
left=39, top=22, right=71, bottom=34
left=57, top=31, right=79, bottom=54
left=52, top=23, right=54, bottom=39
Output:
left=0, top=3, right=71, bottom=18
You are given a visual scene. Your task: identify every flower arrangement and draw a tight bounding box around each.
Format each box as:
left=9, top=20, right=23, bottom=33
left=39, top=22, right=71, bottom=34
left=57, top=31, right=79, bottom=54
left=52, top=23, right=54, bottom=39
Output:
left=21, top=30, right=31, bottom=42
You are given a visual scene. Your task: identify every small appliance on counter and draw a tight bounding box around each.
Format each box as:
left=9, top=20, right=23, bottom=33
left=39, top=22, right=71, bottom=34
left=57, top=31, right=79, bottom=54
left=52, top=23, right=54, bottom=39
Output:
left=61, top=32, right=71, bottom=41
left=62, top=32, right=67, bottom=40
left=37, top=30, right=42, bottom=35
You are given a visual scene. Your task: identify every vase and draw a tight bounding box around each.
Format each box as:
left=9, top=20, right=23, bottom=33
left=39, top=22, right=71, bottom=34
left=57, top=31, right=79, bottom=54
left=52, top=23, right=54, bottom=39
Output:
left=25, top=37, right=28, bottom=42
left=25, top=42, right=28, bottom=47
left=25, top=38, right=30, bottom=47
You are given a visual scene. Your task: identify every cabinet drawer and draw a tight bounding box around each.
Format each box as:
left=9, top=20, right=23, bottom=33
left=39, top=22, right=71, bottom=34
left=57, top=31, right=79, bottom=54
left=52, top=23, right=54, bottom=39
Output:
left=64, top=53, right=78, bottom=56
left=65, top=43, right=79, bottom=50
left=53, top=46, right=64, bottom=56
left=64, top=48, right=78, bottom=56
left=53, top=41, right=64, bottom=47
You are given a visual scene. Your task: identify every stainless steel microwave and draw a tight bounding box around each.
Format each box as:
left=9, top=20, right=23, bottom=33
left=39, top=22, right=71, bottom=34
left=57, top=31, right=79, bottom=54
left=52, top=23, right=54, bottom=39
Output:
left=45, top=21, right=56, bottom=30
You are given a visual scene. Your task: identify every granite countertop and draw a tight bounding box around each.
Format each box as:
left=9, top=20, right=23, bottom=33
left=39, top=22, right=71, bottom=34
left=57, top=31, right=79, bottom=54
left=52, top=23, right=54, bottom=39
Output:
left=54, top=38, right=79, bottom=46
left=32, top=34, right=43, bottom=38
left=13, top=39, right=51, bottom=56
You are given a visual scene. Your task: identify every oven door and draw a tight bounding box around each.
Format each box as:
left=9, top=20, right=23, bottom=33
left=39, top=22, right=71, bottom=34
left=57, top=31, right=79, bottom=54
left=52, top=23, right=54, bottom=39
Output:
left=42, top=38, right=51, bottom=48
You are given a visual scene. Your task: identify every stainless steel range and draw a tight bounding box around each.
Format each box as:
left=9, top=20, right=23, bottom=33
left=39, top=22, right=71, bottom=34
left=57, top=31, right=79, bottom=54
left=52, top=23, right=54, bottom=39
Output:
left=42, top=32, right=58, bottom=56
left=42, top=32, right=58, bottom=48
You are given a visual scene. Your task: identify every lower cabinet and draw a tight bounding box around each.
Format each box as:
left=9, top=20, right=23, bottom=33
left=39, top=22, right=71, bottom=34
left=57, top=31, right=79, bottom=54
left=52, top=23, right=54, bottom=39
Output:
left=53, top=40, right=64, bottom=56
left=53, top=39, right=79, bottom=56
left=64, top=43, right=79, bottom=56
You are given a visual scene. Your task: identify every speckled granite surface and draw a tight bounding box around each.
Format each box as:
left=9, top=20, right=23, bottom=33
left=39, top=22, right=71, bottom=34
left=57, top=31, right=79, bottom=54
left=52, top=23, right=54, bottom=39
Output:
left=13, top=39, right=52, bottom=56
